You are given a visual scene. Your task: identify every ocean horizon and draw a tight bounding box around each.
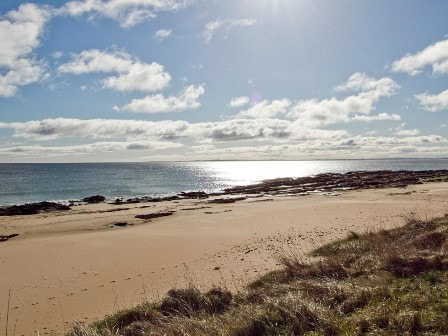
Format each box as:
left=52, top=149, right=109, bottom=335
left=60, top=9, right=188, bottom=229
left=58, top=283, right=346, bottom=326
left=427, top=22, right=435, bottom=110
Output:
left=0, top=158, right=447, bottom=206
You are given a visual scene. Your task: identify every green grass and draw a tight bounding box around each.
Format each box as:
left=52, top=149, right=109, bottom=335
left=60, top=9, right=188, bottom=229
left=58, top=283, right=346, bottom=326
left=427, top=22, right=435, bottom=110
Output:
left=68, top=214, right=448, bottom=336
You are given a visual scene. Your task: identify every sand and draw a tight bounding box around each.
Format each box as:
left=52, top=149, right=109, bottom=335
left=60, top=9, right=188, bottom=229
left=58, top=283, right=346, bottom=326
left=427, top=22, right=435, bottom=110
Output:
left=1, top=182, right=447, bottom=335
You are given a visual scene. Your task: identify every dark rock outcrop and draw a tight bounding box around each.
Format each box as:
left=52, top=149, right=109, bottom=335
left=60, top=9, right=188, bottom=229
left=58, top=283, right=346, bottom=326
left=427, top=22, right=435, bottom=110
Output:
left=82, top=195, right=106, bottom=204
left=0, top=202, right=70, bottom=216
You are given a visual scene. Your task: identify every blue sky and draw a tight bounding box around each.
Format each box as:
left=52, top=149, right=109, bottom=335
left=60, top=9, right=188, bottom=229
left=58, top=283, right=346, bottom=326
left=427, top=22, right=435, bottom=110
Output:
left=0, top=0, right=447, bottom=162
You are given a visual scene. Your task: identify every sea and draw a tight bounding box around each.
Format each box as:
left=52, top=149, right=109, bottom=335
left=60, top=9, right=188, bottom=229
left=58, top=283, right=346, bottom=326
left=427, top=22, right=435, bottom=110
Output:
left=0, top=159, right=447, bottom=206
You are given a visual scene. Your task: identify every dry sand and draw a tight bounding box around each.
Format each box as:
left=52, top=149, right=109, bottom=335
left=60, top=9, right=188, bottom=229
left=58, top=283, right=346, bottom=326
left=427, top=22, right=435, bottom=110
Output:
left=1, top=182, right=447, bottom=335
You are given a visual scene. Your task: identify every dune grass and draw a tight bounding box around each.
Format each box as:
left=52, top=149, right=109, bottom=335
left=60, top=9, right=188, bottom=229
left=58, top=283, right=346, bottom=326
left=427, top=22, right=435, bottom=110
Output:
left=68, top=214, right=448, bottom=336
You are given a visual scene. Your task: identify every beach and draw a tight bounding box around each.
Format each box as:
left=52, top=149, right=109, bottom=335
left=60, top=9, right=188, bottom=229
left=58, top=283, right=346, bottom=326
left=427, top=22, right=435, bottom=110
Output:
left=1, top=0, right=447, bottom=333
left=1, top=178, right=448, bottom=336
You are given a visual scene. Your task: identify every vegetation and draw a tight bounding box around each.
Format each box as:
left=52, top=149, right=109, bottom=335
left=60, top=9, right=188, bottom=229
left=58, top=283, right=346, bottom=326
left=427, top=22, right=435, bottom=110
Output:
left=68, top=214, right=448, bottom=336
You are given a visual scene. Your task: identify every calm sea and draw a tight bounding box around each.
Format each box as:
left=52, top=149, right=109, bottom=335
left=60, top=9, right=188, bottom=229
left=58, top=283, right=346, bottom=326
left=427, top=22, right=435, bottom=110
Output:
left=0, top=159, right=447, bottom=205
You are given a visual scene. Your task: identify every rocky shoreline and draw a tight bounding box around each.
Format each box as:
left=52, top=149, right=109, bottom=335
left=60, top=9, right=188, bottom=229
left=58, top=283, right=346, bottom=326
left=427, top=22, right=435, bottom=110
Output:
left=1, top=170, right=447, bottom=217
left=223, top=169, right=448, bottom=195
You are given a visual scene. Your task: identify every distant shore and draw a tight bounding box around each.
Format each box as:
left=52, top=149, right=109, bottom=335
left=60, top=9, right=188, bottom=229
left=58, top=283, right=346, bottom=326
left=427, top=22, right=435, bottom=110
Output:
left=0, top=171, right=447, bottom=335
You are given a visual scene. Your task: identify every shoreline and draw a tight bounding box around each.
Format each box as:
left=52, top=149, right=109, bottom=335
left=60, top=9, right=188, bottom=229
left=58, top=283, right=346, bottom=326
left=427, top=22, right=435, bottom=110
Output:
left=0, top=172, right=448, bottom=335
left=1, top=169, right=447, bottom=211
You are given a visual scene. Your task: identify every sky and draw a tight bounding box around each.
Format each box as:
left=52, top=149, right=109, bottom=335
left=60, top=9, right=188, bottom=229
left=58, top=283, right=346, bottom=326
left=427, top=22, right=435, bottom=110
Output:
left=0, top=0, right=447, bottom=162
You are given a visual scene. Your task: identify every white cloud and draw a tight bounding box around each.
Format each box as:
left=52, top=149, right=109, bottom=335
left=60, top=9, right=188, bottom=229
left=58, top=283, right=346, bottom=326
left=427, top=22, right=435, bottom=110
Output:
left=233, top=74, right=399, bottom=127
left=52, top=51, right=63, bottom=59
left=392, top=122, right=407, bottom=131
left=351, top=113, right=401, bottom=122
left=391, top=123, right=421, bottom=136
left=153, top=29, right=172, bottom=42
left=0, top=58, right=48, bottom=97
left=58, top=49, right=171, bottom=92
left=238, top=99, right=291, bottom=118
left=0, top=4, right=50, bottom=67
left=392, top=37, right=448, bottom=76
left=229, top=96, right=249, bottom=108
left=201, top=18, right=256, bottom=44
left=121, top=84, right=205, bottom=113
left=335, top=72, right=399, bottom=96
left=396, top=128, right=421, bottom=136
left=415, top=89, right=448, bottom=112
left=191, top=118, right=291, bottom=142
left=0, top=3, right=51, bottom=97
left=61, top=0, right=194, bottom=27
left=58, top=49, right=131, bottom=74
left=103, top=62, right=170, bottom=92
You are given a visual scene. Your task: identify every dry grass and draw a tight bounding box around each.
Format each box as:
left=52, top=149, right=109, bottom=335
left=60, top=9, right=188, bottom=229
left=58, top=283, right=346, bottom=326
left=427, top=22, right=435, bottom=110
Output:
left=68, top=214, right=448, bottom=336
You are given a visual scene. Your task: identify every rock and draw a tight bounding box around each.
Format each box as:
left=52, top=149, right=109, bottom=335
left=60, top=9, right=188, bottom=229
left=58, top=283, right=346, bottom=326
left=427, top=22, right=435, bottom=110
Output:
left=135, top=211, right=175, bottom=220
left=111, top=198, right=123, bottom=205
left=121, top=195, right=180, bottom=204
left=0, top=202, right=70, bottom=216
left=178, top=191, right=209, bottom=199
left=82, top=195, right=106, bottom=204
left=208, top=197, right=247, bottom=204
left=0, top=233, right=19, bottom=242
left=146, top=196, right=180, bottom=202
left=109, top=222, right=131, bottom=228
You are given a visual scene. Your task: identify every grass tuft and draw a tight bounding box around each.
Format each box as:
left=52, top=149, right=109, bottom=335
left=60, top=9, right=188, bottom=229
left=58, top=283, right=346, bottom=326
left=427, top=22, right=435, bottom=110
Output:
left=160, top=287, right=232, bottom=316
